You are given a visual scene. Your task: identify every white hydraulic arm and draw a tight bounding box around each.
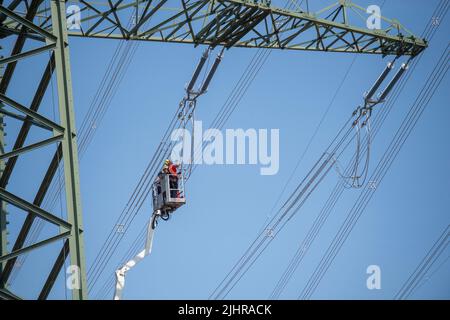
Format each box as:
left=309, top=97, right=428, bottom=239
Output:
left=113, top=211, right=159, bottom=300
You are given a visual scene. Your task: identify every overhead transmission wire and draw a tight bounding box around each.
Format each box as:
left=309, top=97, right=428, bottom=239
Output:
left=268, top=64, right=372, bottom=298
left=211, top=0, right=448, bottom=300
left=411, top=253, right=450, bottom=294
left=271, top=71, right=401, bottom=298
left=209, top=109, right=360, bottom=299
left=95, top=222, right=149, bottom=299
left=270, top=0, right=449, bottom=299
left=395, top=225, right=450, bottom=300
left=271, top=120, right=379, bottom=299
left=86, top=45, right=228, bottom=289
left=190, top=2, right=370, bottom=261
left=300, top=39, right=449, bottom=300
left=100, top=116, right=351, bottom=297
left=209, top=8, right=407, bottom=298
left=90, top=0, right=308, bottom=299
left=258, top=55, right=358, bottom=233
left=212, top=42, right=418, bottom=302
left=86, top=100, right=184, bottom=292
left=252, top=0, right=374, bottom=234
left=132, top=0, right=371, bottom=300
left=96, top=0, right=444, bottom=300
left=299, top=41, right=450, bottom=300
left=98, top=0, right=422, bottom=298
left=190, top=0, right=360, bottom=175
left=405, top=247, right=450, bottom=297
left=92, top=0, right=308, bottom=299
left=9, top=12, right=145, bottom=284
left=86, top=45, right=228, bottom=292
left=89, top=45, right=264, bottom=298
left=92, top=0, right=403, bottom=299
left=96, top=1, right=444, bottom=300
left=216, top=56, right=410, bottom=299
left=278, top=6, right=448, bottom=299
left=211, top=100, right=390, bottom=300
left=86, top=45, right=225, bottom=294
left=208, top=56, right=362, bottom=301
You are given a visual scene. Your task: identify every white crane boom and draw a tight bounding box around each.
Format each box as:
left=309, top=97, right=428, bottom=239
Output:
left=113, top=211, right=159, bottom=300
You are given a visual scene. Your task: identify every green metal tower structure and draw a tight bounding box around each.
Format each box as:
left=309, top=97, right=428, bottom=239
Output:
left=0, top=50, right=9, bottom=294
left=0, top=110, right=6, bottom=291
left=0, top=0, right=426, bottom=300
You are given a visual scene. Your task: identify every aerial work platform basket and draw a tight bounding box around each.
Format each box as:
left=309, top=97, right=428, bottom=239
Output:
left=152, top=173, right=186, bottom=213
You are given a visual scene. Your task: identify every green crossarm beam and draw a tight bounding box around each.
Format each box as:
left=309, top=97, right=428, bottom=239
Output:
left=1, top=1, right=427, bottom=56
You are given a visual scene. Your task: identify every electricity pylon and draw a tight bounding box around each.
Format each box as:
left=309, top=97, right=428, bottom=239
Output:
left=0, top=0, right=426, bottom=300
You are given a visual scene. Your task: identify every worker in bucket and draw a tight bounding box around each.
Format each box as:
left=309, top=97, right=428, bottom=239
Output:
left=161, top=159, right=180, bottom=198
left=168, top=161, right=180, bottom=198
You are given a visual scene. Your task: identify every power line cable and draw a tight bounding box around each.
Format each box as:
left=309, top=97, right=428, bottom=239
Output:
left=90, top=0, right=309, bottom=298
left=269, top=0, right=449, bottom=298
left=395, top=225, right=449, bottom=300
left=299, top=42, right=449, bottom=300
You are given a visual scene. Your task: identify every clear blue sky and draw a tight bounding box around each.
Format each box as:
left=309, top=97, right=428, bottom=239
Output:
left=5, top=0, right=449, bottom=299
